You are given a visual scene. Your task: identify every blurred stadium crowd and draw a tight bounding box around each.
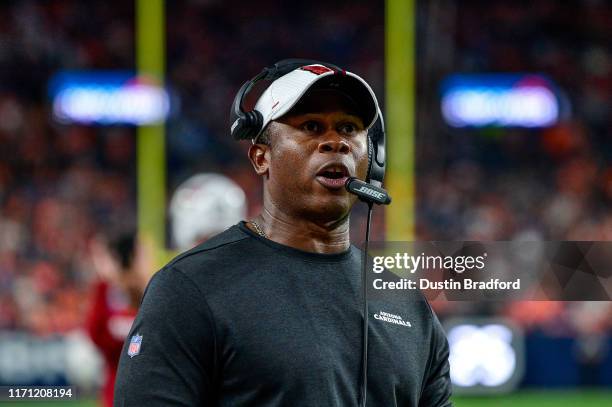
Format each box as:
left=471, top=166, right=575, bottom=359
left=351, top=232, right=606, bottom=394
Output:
left=0, top=1, right=138, bottom=334
left=0, top=0, right=610, bottom=386
left=417, top=0, right=611, bottom=243
left=413, top=0, right=611, bottom=342
left=0, top=0, right=385, bottom=335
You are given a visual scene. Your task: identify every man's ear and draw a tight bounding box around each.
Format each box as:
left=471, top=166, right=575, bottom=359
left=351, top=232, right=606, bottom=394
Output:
left=248, top=143, right=270, bottom=177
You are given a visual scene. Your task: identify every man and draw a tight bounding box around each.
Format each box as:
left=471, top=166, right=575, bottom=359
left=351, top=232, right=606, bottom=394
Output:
left=114, top=61, right=452, bottom=406
left=86, top=232, right=151, bottom=407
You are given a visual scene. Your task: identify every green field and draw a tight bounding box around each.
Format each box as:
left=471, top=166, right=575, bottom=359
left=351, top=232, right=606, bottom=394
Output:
left=3, top=390, right=610, bottom=406
left=454, top=390, right=611, bottom=407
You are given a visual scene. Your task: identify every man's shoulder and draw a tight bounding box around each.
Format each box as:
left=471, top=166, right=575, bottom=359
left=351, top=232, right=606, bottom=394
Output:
left=153, top=223, right=272, bottom=302
left=167, top=224, right=252, bottom=271
left=164, top=224, right=252, bottom=274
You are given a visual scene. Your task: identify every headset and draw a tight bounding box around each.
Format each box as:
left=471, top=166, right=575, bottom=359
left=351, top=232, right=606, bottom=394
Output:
left=229, top=58, right=386, bottom=189
left=230, top=59, right=390, bottom=407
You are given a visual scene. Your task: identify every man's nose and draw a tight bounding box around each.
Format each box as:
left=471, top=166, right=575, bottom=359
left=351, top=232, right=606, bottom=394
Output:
left=318, top=132, right=350, bottom=154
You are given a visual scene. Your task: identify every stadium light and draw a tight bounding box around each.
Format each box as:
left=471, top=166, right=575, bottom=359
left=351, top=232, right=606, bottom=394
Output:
left=445, top=318, right=524, bottom=394
left=441, top=74, right=565, bottom=128
left=49, top=71, right=170, bottom=125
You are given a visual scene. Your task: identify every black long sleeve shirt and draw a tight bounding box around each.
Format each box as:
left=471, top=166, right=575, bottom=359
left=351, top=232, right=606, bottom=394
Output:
left=114, top=222, right=453, bottom=406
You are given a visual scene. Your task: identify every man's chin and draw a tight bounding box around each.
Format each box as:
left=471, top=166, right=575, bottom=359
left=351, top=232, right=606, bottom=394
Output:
left=306, top=192, right=355, bottom=222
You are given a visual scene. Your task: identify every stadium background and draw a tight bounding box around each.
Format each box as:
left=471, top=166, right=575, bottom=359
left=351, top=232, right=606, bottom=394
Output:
left=0, top=0, right=610, bottom=405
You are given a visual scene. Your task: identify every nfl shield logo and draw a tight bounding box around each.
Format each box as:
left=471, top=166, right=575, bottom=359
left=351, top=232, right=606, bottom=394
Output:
left=128, top=334, right=142, bottom=358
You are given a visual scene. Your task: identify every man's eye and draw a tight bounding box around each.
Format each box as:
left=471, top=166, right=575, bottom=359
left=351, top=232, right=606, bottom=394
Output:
left=339, top=123, right=357, bottom=134
left=302, top=121, right=321, bottom=133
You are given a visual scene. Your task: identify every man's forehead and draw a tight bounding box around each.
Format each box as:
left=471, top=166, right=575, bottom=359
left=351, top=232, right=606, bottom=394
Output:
left=281, top=89, right=364, bottom=120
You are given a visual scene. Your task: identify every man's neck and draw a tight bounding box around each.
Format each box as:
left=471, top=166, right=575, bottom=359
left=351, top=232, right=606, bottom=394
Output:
left=251, top=202, right=351, bottom=254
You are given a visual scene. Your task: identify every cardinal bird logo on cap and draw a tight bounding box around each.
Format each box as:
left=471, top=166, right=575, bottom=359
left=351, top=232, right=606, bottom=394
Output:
left=300, top=65, right=334, bottom=75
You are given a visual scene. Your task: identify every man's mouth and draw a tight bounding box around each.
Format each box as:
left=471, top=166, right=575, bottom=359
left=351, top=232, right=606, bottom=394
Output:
left=315, top=164, right=350, bottom=190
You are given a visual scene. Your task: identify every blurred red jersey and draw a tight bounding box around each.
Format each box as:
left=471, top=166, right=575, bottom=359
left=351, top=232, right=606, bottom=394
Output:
left=86, top=281, right=137, bottom=407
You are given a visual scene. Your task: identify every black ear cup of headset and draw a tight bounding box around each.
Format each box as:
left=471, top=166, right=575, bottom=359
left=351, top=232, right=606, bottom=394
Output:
left=231, top=109, right=263, bottom=141
left=229, top=59, right=386, bottom=187
left=230, top=70, right=267, bottom=141
left=230, top=59, right=340, bottom=142
left=366, top=110, right=386, bottom=188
